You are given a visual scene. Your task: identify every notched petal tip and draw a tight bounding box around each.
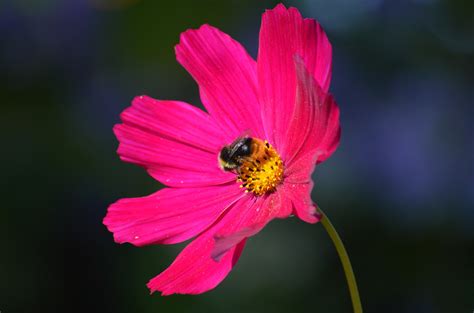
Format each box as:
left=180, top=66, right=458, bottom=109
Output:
left=147, top=280, right=160, bottom=296
left=111, top=123, right=121, bottom=139
left=175, top=23, right=218, bottom=54
left=103, top=200, right=149, bottom=247
left=118, top=94, right=150, bottom=121
left=267, top=3, right=287, bottom=12
left=131, top=94, right=148, bottom=103
left=264, top=3, right=305, bottom=21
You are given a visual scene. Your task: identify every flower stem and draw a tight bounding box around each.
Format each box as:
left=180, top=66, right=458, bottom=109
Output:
left=318, top=208, right=363, bottom=313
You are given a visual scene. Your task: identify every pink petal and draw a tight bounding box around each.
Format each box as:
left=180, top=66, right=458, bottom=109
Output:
left=281, top=56, right=341, bottom=165
left=103, top=183, right=243, bottom=246
left=212, top=191, right=291, bottom=260
left=284, top=150, right=318, bottom=184
left=283, top=182, right=321, bottom=224
left=148, top=238, right=246, bottom=296
left=175, top=24, right=265, bottom=141
left=258, top=4, right=332, bottom=149
left=115, top=95, right=234, bottom=187
left=147, top=196, right=254, bottom=295
left=275, top=189, right=294, bottom=218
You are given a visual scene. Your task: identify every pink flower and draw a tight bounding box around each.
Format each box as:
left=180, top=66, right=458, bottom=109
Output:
left=104, top=4, right=340, bottom=295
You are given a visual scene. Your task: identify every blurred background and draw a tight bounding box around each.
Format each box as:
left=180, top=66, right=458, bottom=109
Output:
left=1, top=0, right=473, bottom=312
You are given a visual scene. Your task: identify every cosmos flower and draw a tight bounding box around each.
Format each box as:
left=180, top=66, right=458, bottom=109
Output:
left=104, top=4, right=340, bottom=295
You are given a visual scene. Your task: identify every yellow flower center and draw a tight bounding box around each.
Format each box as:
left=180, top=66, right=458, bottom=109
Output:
left=238, top=140, right=284, bottom=196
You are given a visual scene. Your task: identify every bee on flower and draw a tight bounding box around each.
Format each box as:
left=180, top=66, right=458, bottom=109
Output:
left=104, top=3, right=340, bottom=295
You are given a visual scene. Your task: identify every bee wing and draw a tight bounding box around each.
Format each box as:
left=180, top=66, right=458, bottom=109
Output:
left=239, top=129, right=252, bottom=138
left=227, top=136, right=248, bottom=156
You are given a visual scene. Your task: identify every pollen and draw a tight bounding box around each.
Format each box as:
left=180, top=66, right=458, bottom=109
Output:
left=238, top=140, right=284, bottom=196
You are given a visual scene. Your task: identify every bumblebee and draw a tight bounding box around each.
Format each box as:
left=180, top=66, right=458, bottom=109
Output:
left=218, top=137, right=253, bottom=172
left=219, top=136, right=284, bottom=195
left=218, top=136, right=273, bottom=171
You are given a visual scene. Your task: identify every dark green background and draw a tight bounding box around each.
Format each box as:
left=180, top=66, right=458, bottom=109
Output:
left=1, top=0, right=473, bottom=312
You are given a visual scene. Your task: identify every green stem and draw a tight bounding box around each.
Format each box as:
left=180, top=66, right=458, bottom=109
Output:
left=318, top=208, right=363, bottom=313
